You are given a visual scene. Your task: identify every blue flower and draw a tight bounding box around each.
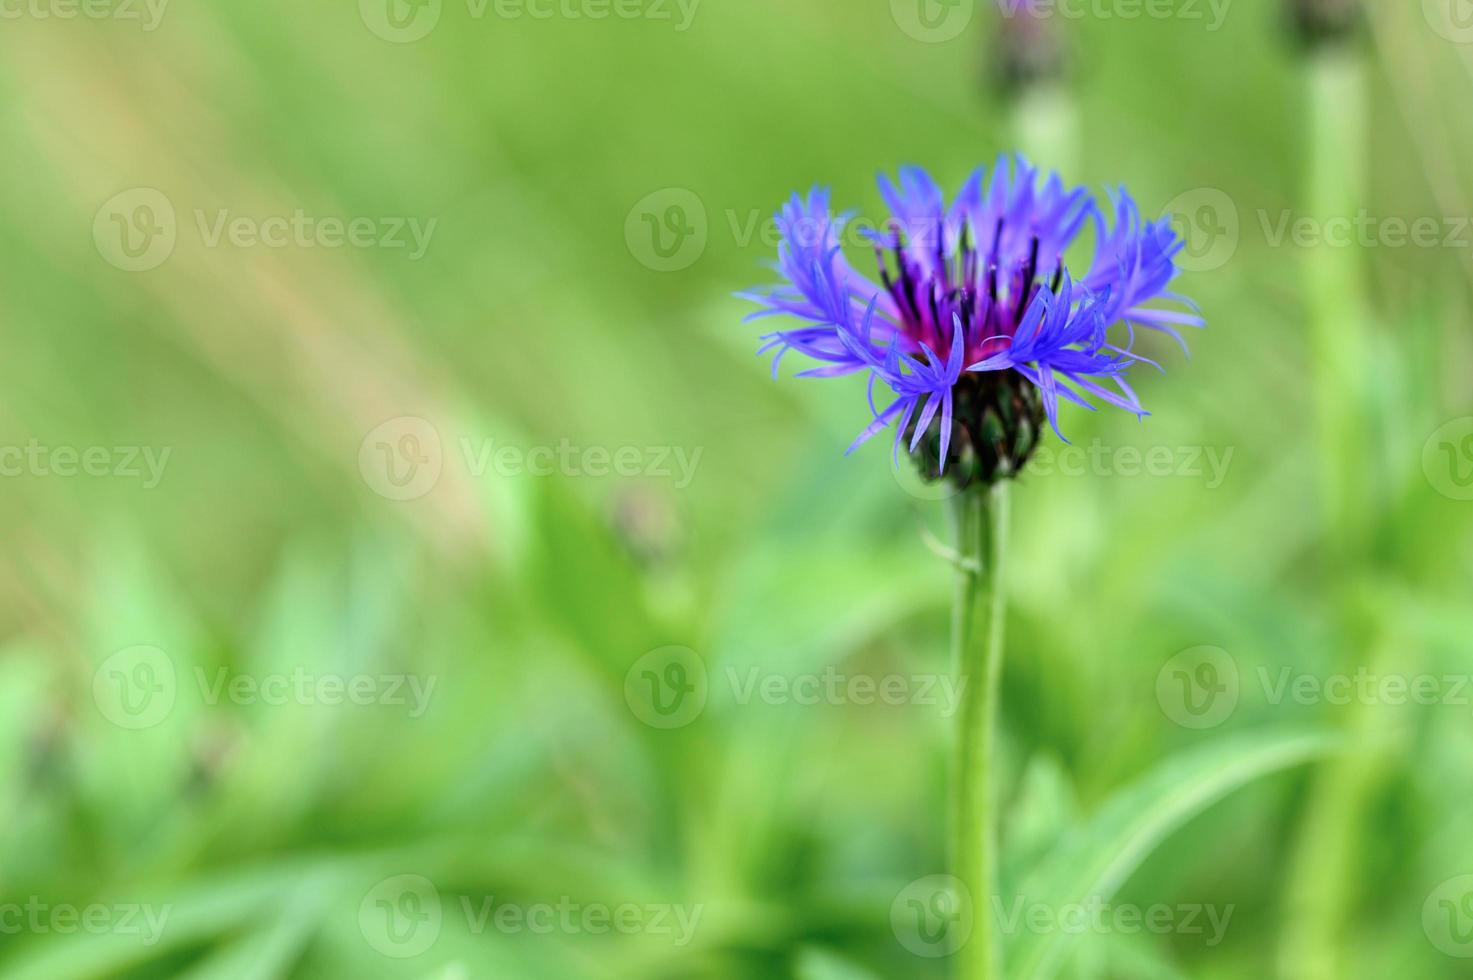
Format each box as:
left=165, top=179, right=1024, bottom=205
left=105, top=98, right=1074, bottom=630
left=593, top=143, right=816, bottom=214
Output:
left=740, top=156, right=1201, bottom=483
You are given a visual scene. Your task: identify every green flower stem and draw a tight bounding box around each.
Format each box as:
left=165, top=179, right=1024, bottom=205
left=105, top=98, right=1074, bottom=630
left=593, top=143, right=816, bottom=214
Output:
left=949, top=480, right=1010, bottom=980
left=1009, top=84, right=1078, bottom=175
left=1304, top=49, right=1371, bottom=559
left=1281, top=46, right=1374, bottom=980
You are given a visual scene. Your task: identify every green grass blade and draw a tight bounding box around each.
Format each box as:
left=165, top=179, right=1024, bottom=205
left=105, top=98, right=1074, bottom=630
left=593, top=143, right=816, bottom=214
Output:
left=1007, top=731, right=1341, bottom=980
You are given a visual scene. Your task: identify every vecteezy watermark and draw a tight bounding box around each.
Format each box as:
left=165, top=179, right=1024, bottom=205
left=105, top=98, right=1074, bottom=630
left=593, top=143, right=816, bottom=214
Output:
left=194, top=210, right=436, bottom=259
left=360, top=875, right=442, bottom=958
left=458, top=896, right=702, bottom=946
left=1159, top=187, right=1473, bottom=273
left=624, top=646, right=708, bottom=729
left=93, top=646, right=177, bottom=730
left=358, top=875, right=703, bottom=959
left=726, top=666, right=969, bottom=717
left=1423, top=417, right=1473, bottom=502
left=359, top=417, right=443, bottom=502
left=460, top=438, right=701, bottom=488
left=0, top=441, right=171, bottom=488
left=998, top=0, right=1232, bottom=32
left=1259, top=209, right=1473, bottom=252
left=630, top=193, right=969, bottom=273
left=1024, top=440, right=1235, bottom=489
left=1161, top=188, right=1241, bottom=273
left=0, top=897, right=171, bottom=946
left=195, top=667, right=437, bottom=718
left=358, top=417, right=704, bottom=502
left=93, top=188, right=437, bottom=272
left=1257, top=668, right=1473, bottom=710
left=645, top=193, right=1242, bottom=276
left=92, top=647, right=437, bottom=730
left=1157, top=646, right=1473, bottom=729
left=623, top=648, right=969, bottom=729
left=891, top=875, right=973, bottom=958
left=359, top=0, right=699, bottom=43
left=93, top=188, right=176, bottom=272
left=1156, top=646, right=1240, bottom=730
left=1424, top=875, right=1473, bottom=958
left=993, top=897, right=1234, bottom=946
left=0, top=0, right=168, bottom=30
left=1424, top=0, right=1473, bottom=44
left=626, top=188, right=708, bottom=272
left=891, top=0, right=976, bottom=43
left=643, top=189, right=1473, bottom=278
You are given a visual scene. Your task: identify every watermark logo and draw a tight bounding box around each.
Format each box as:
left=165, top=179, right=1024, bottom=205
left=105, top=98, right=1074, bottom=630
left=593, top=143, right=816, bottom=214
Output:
left=0, top=0, right=170, bottom=31
left=1425, top=0, right=1473, bottom=44
left=1259, top=210, right=1473, bottom=251
left=360, top=877, right=702, bottom=955
left=892, top=875, right=972, bottom=958
left=994, top=897, right=1233, bottom=945
left=94, top=188, right=177, bottom=272
left=95, top=190, right=436, bottom=270
left=0, top=442, right=171, bottom=488
left=1026, top=440, right=1235, bottom=488
left=460, top=895, right=702, bottom=944
left=93, top=654, right=438, bottom=729
left=193, top=210, right=436, bottom=258
left=726, top=666, right=967, bottom=717
left=359, top=426, right=703, bottom=500
left=359, top=417, right=444, bottom=502
left=998, top=0, right=1232, bottom=31
left=1156, top=646, right=1238, bottom=729
left=361, top=875, right=443, bottom=958
left=362, top=0, right=698, bottom=38
left=196, top=668, right=437, bottom=717
left=360, top=0, right=443, bottom=42
left=1423, top=417, right=1473, bottom=501
left=891, top=0, right=975, bottom=42
left=1159, top=653, right=1473, bottom=729
left=1424, top=875, right=1473, bottom=957
left=625, top=188, right=707, bottom=272
left=0, top=897, right=172, bottom=944
left=624, top=646, right=707, bottom=729
left=458, top=438, right=701, bottom=487
left=1161, top=188, right=1239, bottom=272
left=93, top=646, right=177, bottom=730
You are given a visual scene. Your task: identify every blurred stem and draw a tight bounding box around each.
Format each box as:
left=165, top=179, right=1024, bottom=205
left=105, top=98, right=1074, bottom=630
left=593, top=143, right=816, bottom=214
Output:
left=1305, top=49, right=1370, bottom=558
left=1280, top=47, right=1370, bottom=980
left=1009, top=84, right=1078, bottom=174
left=949, top=480, right=1009, bottom=980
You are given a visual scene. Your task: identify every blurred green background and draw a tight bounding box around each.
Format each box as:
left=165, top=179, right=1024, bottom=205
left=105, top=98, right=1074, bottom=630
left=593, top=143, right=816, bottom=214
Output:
left=1, top=1, right=1472, bottom=977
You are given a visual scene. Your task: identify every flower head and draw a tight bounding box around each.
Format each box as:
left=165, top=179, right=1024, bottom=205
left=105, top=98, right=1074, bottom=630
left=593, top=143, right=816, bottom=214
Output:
left=740, top=156, right=1201, bottom=486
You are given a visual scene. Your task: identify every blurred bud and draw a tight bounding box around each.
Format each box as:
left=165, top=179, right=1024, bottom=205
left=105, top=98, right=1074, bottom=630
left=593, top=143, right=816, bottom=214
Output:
left=610, top=488, right=678, bottom=568
left=990, top=0, right=1066, bottom=98
left=25, top=706, right=67, bottom=790
left=187, top=724, right=239, bottom=795
left=1286, top=0, right=1360, bottom=48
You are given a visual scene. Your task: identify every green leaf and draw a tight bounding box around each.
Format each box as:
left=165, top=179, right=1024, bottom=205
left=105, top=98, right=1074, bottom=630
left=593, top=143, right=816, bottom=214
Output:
left=175, top=874, right=336, bottom=980
left=1007, top=731, right=1341, bottom=980
left=0, top=862, right=338, bottom=980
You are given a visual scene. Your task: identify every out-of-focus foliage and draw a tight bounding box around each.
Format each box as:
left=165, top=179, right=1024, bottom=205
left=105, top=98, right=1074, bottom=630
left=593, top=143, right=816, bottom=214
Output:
left=0, top=3, right=1470, bottom=978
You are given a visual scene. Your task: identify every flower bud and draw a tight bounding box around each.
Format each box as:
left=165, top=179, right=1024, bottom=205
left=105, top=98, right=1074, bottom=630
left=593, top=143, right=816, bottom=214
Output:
left=907, top=373, right=1046, bottom=489
left=990, top=1, right=1066, bottom=98
left=1287, top=0, right=1360, bottom=48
